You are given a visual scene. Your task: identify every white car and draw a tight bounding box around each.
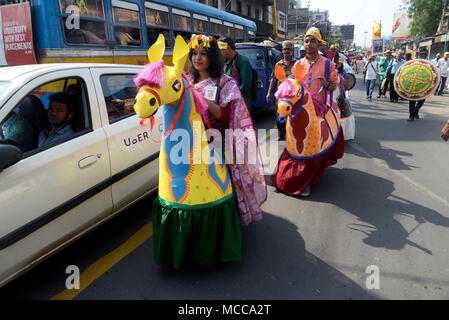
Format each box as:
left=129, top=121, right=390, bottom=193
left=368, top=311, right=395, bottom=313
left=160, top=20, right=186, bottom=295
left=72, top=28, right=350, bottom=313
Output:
left=0, top=64, right=162, bottom=287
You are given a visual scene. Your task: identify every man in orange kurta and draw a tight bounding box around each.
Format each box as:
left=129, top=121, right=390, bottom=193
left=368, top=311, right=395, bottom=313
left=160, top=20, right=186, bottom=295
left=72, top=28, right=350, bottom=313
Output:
left=271, top=27, right=344, bottom=197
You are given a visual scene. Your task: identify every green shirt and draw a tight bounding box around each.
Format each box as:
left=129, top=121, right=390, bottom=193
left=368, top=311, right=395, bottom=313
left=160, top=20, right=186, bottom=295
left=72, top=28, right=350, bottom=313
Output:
left=224, top=54, right=253, bottom=109
left=379, top=56, right=392, bottom=80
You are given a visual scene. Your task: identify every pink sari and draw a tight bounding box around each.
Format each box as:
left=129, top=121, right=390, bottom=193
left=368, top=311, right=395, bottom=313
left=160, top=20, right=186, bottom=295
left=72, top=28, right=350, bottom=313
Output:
left=193, top=73, right=267, bottom=226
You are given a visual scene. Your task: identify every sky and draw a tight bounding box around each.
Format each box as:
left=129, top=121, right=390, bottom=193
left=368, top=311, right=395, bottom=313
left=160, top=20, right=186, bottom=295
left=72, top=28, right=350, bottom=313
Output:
left=306, top=0, right=405, bottom=47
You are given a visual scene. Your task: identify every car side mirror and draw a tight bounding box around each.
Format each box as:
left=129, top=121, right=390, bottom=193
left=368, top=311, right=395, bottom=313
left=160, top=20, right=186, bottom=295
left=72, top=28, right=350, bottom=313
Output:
left=0, top=144, right=23, bottom=171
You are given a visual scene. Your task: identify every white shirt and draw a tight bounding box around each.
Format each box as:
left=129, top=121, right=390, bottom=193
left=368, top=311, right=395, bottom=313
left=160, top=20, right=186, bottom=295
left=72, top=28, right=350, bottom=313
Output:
left=365, top=61, right=379, bottom=80
left=437, top=58, right=448, bottom=77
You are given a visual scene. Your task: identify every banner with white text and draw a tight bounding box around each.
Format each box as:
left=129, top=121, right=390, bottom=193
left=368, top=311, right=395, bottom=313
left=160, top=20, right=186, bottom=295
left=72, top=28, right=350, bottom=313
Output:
left=0, top=2, right=36, bottom=66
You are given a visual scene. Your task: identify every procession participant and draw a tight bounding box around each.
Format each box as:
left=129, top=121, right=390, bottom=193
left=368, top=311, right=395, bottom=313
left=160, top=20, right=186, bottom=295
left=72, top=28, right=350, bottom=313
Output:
left=193, top=35, right=267, bottom=227
left=407, top=51, right=433, bottom=121
left=271, top=27, right=344, bottom=197
left=132, top=34, right=265, bottom=270
left=364, top=55, right=379, bottom=101
left=386, top=50, right=405, bottom=102
left=335, top=56, right=356, bottom=140
left=441, top=118, right=449, bottom=141
left=432, top=53, right=441, bottom=66
left=266, top=40, right=296, bottom=141
left=295, top=45, right=306, bottom=60
left=378, top=49, right=393, bottom=98
left=436, top=52, right=449, bottom=96
left=219, top=36, right=253, bottom=110
left=405, top=52, right=413, bottom=61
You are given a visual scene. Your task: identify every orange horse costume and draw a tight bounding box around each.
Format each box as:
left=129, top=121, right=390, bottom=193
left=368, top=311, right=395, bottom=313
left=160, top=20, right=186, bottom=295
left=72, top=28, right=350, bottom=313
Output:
left=271, top=62, right=345, bottom=195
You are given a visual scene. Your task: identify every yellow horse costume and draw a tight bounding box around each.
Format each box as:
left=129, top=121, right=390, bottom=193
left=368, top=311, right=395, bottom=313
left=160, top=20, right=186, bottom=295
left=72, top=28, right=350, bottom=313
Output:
left=133, top=35, right=241, bottom=269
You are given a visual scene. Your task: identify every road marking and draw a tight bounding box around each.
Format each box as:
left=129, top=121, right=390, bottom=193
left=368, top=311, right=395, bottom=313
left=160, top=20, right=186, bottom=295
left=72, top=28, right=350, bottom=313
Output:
left=51, top=221, right=153, bottom=300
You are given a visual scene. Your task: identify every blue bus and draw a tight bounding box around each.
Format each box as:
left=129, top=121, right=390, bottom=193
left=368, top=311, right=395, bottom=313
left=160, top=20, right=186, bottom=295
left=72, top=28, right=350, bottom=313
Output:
left=0, top=0, right=257, bottom=65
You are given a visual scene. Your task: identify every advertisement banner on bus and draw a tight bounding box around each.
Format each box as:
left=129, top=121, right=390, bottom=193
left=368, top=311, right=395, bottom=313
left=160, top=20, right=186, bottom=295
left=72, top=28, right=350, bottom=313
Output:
left=0, top=2, right=36, bottom=66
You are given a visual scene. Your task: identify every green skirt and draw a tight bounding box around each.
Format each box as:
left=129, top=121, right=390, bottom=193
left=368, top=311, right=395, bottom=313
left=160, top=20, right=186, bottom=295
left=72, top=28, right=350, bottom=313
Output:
left=152, top=194, right=242, bottom=269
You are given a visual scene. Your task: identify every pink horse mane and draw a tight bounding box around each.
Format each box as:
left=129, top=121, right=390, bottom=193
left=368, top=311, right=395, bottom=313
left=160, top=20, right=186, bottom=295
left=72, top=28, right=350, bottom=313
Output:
left=134, top=60, right=165, bottom=88
left=275, top=79, right=326, bottom=117
left=275, top=80, right=295, bottom=99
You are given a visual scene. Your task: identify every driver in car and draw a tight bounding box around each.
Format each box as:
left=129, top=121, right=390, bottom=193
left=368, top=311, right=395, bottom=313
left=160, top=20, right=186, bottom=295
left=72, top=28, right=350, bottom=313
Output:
left=38, top=93, right=75, bottom=147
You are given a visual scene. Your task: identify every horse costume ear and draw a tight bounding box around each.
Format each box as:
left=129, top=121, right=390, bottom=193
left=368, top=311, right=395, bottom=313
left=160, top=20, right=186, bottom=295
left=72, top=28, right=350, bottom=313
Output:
left=148, top=33, right=165, bottom=63
left=274, top=64, right=287, bottom=83
left=173, top=35, right=189, bottom=77
left=293, top=62, right=306, bottom=81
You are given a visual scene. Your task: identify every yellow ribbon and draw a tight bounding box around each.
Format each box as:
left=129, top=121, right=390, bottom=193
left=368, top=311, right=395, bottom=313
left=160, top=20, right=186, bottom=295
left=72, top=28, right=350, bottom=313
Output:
left=218, top=41, right=228, bottom=50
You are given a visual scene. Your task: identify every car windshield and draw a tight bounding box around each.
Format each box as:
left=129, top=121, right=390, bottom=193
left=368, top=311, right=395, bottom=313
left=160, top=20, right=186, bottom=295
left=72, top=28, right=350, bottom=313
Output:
left=236, top=48, right=265, bottom=70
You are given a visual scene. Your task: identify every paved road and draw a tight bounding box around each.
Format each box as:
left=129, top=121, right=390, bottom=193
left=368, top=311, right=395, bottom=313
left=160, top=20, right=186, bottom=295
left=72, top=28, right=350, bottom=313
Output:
left=1, top=75, right=449, bottom=300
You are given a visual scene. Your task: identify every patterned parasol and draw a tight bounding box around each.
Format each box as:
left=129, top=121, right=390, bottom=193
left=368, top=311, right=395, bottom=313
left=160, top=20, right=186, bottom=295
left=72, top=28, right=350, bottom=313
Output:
left=393, top=59, right=440, bottom=101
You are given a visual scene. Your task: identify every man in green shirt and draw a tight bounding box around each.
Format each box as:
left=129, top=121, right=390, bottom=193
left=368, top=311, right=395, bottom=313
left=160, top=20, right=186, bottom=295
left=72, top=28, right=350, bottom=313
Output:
left=218, top=37, right=253, bottom=110
left=377, top=49, right=393, bottom=98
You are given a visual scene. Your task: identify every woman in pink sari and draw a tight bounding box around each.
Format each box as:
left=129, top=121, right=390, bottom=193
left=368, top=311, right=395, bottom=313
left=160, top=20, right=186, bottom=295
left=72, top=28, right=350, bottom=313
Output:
left=188, top=34, right=267, bottom=226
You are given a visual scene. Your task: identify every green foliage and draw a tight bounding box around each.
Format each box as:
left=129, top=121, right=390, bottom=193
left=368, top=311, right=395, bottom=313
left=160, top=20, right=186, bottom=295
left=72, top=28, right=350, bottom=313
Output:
left=402, top=0, right=445, bottom=36
left=329, top=33, right=344, bottom=48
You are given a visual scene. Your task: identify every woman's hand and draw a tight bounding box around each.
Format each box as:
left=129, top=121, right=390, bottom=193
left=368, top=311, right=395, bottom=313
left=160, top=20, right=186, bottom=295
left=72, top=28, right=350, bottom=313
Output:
left=205, top=98, right=221, bottom=119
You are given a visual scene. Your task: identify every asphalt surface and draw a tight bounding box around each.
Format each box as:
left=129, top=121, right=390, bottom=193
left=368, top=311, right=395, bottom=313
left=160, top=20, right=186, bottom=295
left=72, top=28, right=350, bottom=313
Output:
left=1, top=74, right=449, bottom=300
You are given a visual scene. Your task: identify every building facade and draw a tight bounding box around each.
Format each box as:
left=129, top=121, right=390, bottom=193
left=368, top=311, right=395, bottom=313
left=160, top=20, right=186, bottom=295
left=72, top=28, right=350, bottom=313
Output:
left=196, top=0, right=289, bottom=40
left=287, top=0, right=309, bottom=39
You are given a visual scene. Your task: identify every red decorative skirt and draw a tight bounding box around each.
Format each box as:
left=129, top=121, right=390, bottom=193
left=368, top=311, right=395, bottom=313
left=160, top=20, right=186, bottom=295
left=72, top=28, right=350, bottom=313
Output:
left=271, top=130, right=345, bottom=195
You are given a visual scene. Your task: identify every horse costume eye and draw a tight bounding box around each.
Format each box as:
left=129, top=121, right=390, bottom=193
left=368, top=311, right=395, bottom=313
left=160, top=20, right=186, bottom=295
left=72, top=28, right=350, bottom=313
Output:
left=172, top=80, right=181, bottom=92
left=286, top=106, right=291, bottom=112
left=150, top=97, right=157, bottom=106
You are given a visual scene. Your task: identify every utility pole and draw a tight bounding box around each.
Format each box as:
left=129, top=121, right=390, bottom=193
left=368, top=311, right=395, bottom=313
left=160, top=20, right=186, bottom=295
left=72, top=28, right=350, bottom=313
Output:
left=364, top=31, right=368, bottom=50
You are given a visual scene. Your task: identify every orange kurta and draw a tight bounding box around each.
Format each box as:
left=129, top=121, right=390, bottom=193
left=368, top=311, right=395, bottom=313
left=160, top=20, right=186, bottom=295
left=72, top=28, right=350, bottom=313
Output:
left=295, top=55, right=338, bottom=104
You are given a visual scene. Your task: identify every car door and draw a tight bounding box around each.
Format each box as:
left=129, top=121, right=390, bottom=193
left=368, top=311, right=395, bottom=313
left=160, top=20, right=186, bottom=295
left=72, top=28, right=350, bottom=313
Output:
left=0, top=69, right=112, bottom=285
left=90, top=67, right=161, bottom=213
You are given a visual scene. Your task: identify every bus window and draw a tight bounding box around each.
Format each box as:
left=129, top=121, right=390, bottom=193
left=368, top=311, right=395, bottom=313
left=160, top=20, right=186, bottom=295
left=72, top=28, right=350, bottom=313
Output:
left=248, top=30, right=255, bottom=41
left=145, top=1, right=171, bottom=47
left=59, top=0, right=105, bottom=18
left=172, top=8, right=191, bottom=41
left=62, top=18, right=107, bottom=45
left=224, top=22, right=234, bottom=37
left=210, top=18, right=222, bottom=37
left=193, top=14, right=209, bottom=34
left=59, top=1, right=107, bottom=46
left=235, top=25, right=244, bottom=41
left=112, top=0, right=142, bottom=46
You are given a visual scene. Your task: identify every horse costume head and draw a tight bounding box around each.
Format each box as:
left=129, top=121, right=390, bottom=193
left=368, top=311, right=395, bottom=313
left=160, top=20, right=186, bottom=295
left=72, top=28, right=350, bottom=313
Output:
left=134, top=34, right=189, bottom=119
left=273, top=62, right=341, bottom=159
left=274, top=63, right=307, bottom=118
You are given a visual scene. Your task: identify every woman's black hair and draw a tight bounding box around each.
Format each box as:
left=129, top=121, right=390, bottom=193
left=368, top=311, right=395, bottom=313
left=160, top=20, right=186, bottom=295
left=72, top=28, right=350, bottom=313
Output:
left=188, top=37, right=224, bottom=83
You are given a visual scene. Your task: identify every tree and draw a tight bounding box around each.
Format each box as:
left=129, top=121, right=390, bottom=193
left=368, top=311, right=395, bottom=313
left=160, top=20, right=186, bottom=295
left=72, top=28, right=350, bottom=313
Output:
left=402, top=0, right=445, bottom=37
left=328, top=33, right=344, bottom=48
